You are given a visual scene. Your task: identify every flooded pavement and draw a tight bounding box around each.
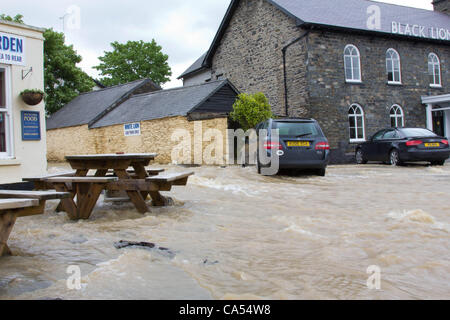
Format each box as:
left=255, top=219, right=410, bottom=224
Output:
left=1, top=163, right=449, bottom=300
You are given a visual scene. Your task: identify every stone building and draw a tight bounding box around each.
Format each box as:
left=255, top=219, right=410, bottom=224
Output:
left=179, top=0, right=450, bottom=163
left=46, top=79, right=239, bottom=164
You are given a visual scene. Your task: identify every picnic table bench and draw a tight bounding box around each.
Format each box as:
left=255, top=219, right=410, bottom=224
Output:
left=23, top=171, right=76, bottom=190
left=22, top=154, right=195, bottom=220
left=0, top=191, right=71, bottom=257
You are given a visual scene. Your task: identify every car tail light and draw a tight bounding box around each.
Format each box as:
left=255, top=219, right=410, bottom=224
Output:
left=264, top=141, right=283, bottom=150
left=315, top=142, right=330, bottom=150
left=442, top=139, right=449, bottom=145
left=406, top=140, right=423, bottom=147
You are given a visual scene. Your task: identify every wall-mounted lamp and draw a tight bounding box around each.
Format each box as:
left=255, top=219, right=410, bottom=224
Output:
left=22, top=67, right=33, bottom=80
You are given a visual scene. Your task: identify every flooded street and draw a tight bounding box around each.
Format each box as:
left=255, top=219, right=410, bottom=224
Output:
left=1, top=163, right=449, bottom=300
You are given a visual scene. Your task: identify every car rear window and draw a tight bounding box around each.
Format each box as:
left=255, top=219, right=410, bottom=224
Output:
left=273, top=122, right=322, bottom=137
left=399, top=128, right=437, bottom=138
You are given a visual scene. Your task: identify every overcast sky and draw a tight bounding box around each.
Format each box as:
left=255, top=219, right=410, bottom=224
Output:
left=1, top=0, right=434, bottom=88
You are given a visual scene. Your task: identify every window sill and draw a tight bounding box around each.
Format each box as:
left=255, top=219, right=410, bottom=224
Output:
left=0, top=158, right=21, bottom=167
left=387, top=82, right=402, bottom=86
left=346, top=80, right=363, bottom=84
left=430, top=84, right=442, bottom=89
left=349, top=140, right=366, bottom=144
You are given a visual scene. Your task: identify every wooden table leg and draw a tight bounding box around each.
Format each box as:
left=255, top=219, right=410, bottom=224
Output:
left=132, top=164, right=150, bottom=200
left=76, top=183, right=105, bottom=220
left=0, top=211, right=18, bottom=257
left=149, top=191, right=169, bottom=207
left=115, top=170, right=149, bottom=214
left=56, top=169, right=89, bottom=213
left=53, top=183, right=79, bottom=220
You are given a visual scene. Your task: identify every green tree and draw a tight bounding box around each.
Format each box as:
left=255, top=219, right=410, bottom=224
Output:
left=230, top=92, right=274, bottom=131
left=0, top=14, right=24, bottom=23
left=44, top=29, right=94, bottom=114
left=94, top=40, right=171, bottom=87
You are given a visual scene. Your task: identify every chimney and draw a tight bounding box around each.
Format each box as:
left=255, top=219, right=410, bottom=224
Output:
left=433, top=0, right=450, bottom=15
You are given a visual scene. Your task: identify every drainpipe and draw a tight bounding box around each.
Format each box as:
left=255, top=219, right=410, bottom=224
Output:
left=282, top=30, right=310, bottom=117
left=426, top=103, right=434, bottom=131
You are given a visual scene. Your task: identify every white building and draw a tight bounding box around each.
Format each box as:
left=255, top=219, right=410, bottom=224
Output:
left=0, top=21, right=47, bottom=185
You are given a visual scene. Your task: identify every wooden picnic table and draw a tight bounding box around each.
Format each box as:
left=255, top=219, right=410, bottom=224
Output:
left=63, top=153, right=159, bottom=215
left=0, top=191, right=71, bottom=257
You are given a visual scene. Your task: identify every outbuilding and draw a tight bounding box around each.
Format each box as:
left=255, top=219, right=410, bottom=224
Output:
left=46, top=79, right=239, bottom=164
left=0, top=20, right=47, bottom=185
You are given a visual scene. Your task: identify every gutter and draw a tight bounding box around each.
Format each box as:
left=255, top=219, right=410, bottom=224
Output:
left=282, top=30, right=310, bottom=117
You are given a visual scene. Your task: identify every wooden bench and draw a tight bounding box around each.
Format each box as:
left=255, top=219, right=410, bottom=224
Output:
left=0, top=191, right=71, bottom=257
left=23, top=171, right=76, bottom=190
left=145, top=172, right=194, bottom=206
left=46, top=177, right=118, bottom=220
left=0, top=190, right=71, bottom=217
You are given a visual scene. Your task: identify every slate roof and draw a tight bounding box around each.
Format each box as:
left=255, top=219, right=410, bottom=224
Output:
left=46, top=79, right=160, bottom=130
left=90, top=80, right=238, bottom=129
left=177, top=52, right=208, bottom=79
left=182, top=0, right=450, bottom=74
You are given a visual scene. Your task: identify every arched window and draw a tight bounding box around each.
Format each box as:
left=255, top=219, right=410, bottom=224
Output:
left=390, top=105, right=404, bottom=128
left=348, top=104, right=365, bottom=142
left=386, top=49, right=401, bottom=84
left=344, top=45, right=361, bottom=82
left=428, top=53, right=441, bottom=87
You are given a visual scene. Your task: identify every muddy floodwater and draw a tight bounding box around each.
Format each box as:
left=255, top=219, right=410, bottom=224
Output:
left=1, top=163, right=449, bottom=300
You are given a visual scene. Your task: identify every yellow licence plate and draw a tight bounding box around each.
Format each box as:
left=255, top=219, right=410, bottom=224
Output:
left=425, top=143, right=440, bottom=148
left=287, top=141, right=310, bottom=147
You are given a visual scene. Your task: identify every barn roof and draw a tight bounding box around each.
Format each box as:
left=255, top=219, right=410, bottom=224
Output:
left=90, top=80, right=239, bottom=128
left=46, top=79, right=161, bottom=130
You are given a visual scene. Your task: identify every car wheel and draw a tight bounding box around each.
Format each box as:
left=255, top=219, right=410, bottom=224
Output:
left=431, top=160, right=446, bottom=166
left=317, top=168, right=326, bottom=177
left=389, top=149, right=402, bottom=166
left=355, top=149, right=368, bottom=164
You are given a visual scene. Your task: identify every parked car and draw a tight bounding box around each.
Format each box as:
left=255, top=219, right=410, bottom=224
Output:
left=255, top=118, right=330, bottom=176
left=355, top=128, right=450, bottom=166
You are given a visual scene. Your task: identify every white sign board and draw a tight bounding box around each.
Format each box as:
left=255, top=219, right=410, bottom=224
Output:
left=0, top=32, right=25, bottom=66
left=124, top=123, right=141, bottom=137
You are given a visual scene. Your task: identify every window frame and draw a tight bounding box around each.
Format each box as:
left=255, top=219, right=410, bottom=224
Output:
left=390, top=104, right=405, bottom=128
left=344, top=44, right=362, bottom=83
left=386, top=48, right=402, bottom=85
left=348, top=104, right=366, bottom=143
left=428, top=53, right=442, bottom=88
left=0, top=65, right=13, bottom=159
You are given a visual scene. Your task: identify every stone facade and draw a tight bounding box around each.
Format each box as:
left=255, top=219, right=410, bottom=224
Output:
left=47, top=117, right=229, bottom=165
left=434, top=0, right=450, bottom=15
left=211, top=0, right=308, bottom=117
left=306, top=30, right=450, bottom=162
left=207, top=0, right=450, bottom=163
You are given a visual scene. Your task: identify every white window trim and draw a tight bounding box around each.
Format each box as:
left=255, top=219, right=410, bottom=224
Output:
left=390, top=104, right=405, bottom=128
left=0, top=65, right=14, bottom=160
left=344, top=44, right=362, bottom=83
left=348, top=104, right=366, bottom=143
left=386, top=48, right=402, bottom=85
left=428, top=53, right=442, bottom=88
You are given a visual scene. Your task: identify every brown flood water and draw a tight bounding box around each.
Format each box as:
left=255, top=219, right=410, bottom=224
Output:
left=0, top=163, right=449, bottom=300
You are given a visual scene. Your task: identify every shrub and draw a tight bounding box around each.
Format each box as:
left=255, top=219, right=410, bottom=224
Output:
left=230, top=92, right=273, bottom=131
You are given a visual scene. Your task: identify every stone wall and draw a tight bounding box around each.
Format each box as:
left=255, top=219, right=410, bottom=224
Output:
left=211, top=0, right=308, bottom=117
left=305, top=30, right=450, bottom=162
left=47, top=117, right=229, bottom=165
left=433, top=0, right=450, bottom=15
